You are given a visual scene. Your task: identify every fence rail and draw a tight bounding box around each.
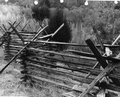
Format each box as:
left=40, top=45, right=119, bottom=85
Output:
left=1, top=21, right=120, bottom=97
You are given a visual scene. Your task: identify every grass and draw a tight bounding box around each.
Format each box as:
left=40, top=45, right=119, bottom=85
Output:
left=0, top=4, right=72, bottom=97
left=0, top=3, right=39, bottom=33
left=0, top=3, right=99, bottom=97
left=0, top=4, right=21, bottom=26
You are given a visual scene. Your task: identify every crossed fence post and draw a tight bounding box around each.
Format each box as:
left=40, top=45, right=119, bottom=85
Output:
left=85, top=34, right=120, bottom=79
left=0, top=23, right=64, bottom=74
left=0, top=19, right=23, bottom=46
left=0, top=25, right=48, bottom=74
left=79, top=39, right=120, bottom=97
left=7, top=20, right=47, bottom=44
left=8, top=22, right=25, bottom=44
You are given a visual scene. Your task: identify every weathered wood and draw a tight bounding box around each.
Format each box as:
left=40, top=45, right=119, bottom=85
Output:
left=10, top=38, right=32, bottom=42
left=3, top=20, right=120, bottom=95
left=8, top=22, right=25, bottom=43
left=29, top=47, right=119, bottom=62
left=85, top=39, right=108, bottom=68
left=85, top=34, right=120, bottom=78
left=67, top=49, right=120, bottom=62
left=11, top=33, right=57, bottom=42
left=112, top=34, right=120, bottom=45
left=8, top=19, right=23, bottom=32
left=45, top=56, right=96, bottom=68
left=3, top=20, right=21, bottom=33
left=4, top=49, right=20, bottom=53
left=28, top=47, right=97, bottom=61
left=11, top=34, right=33, bottom=39
left=31, top=40, right=120, bottom=48
left=46, top=23, right=64, bottom=42
left=0, top=25, right=48, bottom=74
left=2, top=24, right=9, bottom=33
left=28, top=70, right=120, bottom=93
left=8, top=21, right=16, bottom=30
left=0, top=25, right=6, bottom=32
left=107, top=84, right=120, bottom=93
left=32, top=40, right=87, bottom=47
left=29, top=75, right=75, bottom=91
left=26, top=62, right=94, bottom=82
left=29, top=74, right=94, bottom=94
left=17, top=31, right=36, bottom=34
left=9, top=43, right=24, bottom=46
left=26, top=57, right=120, bottom=79
left=3, top=44, right=23, bottom=48
left=21, top=20, right=29, bottom=31
left=27, top=69, right=76, bottom=87
left=67, top=49, right=95, bottom=58
left=39, top=24, right=48, bottom=35
left=26, top=58, right=100, bottom=74
left=4, top=46, right=120, bottom=79
left=79, top=63, right=118, bottom=97
left=79, top=39, right=119, bottom=97
left=28, top=54, right=96, bottom=68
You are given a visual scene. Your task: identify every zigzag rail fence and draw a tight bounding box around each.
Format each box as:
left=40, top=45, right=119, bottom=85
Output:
left=1, top=21, right=120, bottom=97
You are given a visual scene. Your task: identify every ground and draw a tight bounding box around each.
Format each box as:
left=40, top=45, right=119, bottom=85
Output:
left=0, top=46, right=66, bottom=97
left=0, top=47, right=30, bottom=97
left=0, top=4, right=36, bottom=96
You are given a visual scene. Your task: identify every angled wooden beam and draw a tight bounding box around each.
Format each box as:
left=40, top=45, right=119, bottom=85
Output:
left=13, top=19, right=23, bottom=30
left=1, top=20, right=22, bottom=37
left=8, top=19, right=23, bottom=31
left=67, top=49, right=95, bottom=58
left=39, top=24, right=48, bottom=35
left=45, top=23, right=64, bottom=42
left=85, top=34, right=120, bottom=78
left=1, top=21, right=16, bottom=32
left=8, top=21, right=17, bottom=30
left=112, top=34, right=120, bottom=45
left=0, top=23, right=64, bottom=74
left=21, top=20, right=30, bottom=31
left=0, top=25, right=48, bottom=74
left=79, top=63, right=117, bottom=97
left=85, top=39, right=108, bottom=68
left=67, top=49, right=120, bottom=62
left=8, top=22, right=25, bottom=44
left=79, top=39, right=119, bottom=97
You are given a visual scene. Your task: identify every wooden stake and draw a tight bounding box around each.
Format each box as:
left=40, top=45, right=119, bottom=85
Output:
left=8, top=22, right=25, bottom=44
left=85, top=34, right=120, bottom=78
left=0, top=23, right=64, bottom=74
left=79, top=39, right=119, bottom=97
left=0, top=25, right=48, bottom=74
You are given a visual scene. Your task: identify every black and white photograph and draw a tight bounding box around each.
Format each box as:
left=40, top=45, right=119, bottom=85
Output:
left=0, top=0, right=120, bottom=97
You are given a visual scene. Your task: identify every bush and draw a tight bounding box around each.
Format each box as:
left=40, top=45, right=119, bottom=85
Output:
left=45, top=9, right=72, bottom=51
left=32, top=4, right=50, bottom=22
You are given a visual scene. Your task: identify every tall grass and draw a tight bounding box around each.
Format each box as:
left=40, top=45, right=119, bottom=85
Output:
left=0, top=4, right=40, bottom=33
left=0, top=4, right=21, bottom=26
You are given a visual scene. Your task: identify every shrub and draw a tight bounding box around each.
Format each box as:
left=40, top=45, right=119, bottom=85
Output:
left=45, top=9, right=72, bottom=51
left=32, top=4, right=50, bottom=22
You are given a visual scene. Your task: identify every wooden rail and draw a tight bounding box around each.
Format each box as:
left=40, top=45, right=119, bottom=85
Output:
left=1, top=21, right=120, bottom=97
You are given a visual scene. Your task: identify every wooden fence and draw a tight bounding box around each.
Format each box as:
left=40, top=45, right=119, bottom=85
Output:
left=1, top=20, right=120, bottom=97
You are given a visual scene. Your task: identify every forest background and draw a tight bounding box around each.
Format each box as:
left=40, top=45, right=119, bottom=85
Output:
left=0, top=0, right=120, bottom=50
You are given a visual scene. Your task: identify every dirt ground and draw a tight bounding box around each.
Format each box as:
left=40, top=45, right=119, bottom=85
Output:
left=0, top=47, right=67, bottom=97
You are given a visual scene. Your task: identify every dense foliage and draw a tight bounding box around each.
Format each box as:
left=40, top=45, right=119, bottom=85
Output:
left=1, top=0, right=120, bottom=45
left=32, top=5, right=50, bottom=22
left=64, top=2, right=120, bottom=45
left=45, top=9, right=72, bottom=50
